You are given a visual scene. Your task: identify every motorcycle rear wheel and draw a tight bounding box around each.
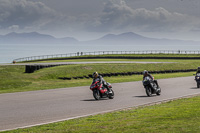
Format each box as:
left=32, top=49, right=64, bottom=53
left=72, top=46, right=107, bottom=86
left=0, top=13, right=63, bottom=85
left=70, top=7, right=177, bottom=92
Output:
left=93, top=90, right=101, bottom=100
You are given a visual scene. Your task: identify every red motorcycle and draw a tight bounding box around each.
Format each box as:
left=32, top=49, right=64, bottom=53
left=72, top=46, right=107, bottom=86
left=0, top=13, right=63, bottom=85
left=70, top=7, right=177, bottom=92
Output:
left=90, top=81, right=114, bottom=100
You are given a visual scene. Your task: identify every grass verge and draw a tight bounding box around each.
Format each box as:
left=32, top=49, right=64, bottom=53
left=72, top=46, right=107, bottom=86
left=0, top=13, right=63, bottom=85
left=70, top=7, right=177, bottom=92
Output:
left=0, top=58, right=198, bottom=94
left=1, top=56, right=199, bottom=94
left=0, top=63, right=195, bottom=94
left=4, top=95, right=200, bottom=133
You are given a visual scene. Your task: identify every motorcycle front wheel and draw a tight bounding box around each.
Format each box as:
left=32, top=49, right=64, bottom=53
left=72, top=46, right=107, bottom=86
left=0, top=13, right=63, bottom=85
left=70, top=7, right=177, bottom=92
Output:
left=156, top=88, right=161, bottom=95
left=108, top=89, right=114, bottom=99
left=145, top=87, right=152, bottom=97
left=93, top=90, right=101, bottom=100
left=197, top=83, right=200, bottom=88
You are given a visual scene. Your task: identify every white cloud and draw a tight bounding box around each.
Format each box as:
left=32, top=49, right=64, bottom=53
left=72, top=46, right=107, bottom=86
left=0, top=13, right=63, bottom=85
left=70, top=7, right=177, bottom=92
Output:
left=0, top=0, right=94, bottom=37
left=0, top=0, right=58, bottom=30
left=88, top=0, right=200, bottom=33
left=8, top=25, right=19, bottom=31
left=1, top=0, right=200, bottom=41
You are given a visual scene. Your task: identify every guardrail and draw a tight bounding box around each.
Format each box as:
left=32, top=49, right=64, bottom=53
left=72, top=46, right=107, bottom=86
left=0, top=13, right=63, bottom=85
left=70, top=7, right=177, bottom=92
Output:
left=13, top=50, right=200, bottom=62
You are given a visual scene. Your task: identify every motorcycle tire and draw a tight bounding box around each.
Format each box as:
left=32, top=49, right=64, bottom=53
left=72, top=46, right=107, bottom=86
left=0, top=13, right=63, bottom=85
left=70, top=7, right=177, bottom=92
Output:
left=93, top=90, right=101, bottom=100
left=156, top=88, right=161, bottom=95
left=108, top=89, right=114, bottom=99
left=146, top=87, right=152, bottom=97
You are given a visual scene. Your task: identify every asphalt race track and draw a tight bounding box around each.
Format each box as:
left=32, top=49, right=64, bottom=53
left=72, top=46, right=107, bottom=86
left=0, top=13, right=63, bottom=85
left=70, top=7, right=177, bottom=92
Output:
left=0, top=76, right=199, bottom=131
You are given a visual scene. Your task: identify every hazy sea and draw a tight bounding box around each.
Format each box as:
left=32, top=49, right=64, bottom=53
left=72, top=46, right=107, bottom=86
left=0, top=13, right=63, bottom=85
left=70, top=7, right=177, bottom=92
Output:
left=1, top=43, right=200, bottom=63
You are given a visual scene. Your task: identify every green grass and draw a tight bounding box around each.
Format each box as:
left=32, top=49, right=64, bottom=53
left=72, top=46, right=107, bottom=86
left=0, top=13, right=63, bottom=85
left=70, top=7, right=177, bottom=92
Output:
left=0, top=58, right=199, bottom=94
left=4, top=96, right=200, bottom=133
left=34, top=59, right=198, bottom=80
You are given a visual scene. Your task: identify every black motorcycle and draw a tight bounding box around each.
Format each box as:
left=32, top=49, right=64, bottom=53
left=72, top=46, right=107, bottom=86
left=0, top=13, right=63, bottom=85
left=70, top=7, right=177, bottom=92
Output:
left=195, top=73, right=200, bottom=88
left=143, top=76, right=161, bottom=97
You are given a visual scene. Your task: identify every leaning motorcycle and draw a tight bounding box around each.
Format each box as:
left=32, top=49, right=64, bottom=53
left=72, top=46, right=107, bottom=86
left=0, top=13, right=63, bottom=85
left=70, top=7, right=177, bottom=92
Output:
left=90, top=81, right=114, bottom=100
left=195, top=73, right=200, bottom=88
left=143, top=76, right=161, bottom=97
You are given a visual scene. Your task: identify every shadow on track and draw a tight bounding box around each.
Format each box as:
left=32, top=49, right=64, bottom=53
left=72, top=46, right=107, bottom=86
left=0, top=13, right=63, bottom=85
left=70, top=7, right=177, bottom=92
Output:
left=134, top=95, right=157, bottom=98
left=190, top=87, right=199, bottom=89
left=134, top=95, right=148, bottom=98
left=81, top=98, right=109, bottom=101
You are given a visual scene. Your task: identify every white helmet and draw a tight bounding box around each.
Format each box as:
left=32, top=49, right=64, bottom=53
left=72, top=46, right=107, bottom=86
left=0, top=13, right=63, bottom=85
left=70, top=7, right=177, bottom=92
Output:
left=143, top=70, right=148, bottom=75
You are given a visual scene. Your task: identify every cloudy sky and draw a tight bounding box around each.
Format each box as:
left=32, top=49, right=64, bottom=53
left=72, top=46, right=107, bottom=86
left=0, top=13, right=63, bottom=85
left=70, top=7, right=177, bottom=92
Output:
left=0, top=0, right=200, bottom=41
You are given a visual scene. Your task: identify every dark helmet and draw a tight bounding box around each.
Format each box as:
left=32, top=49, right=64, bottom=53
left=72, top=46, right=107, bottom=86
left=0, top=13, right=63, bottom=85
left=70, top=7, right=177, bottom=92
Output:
left=143, top=70, right=148, bottom=75
left=93, top=72, right=98, bottom=78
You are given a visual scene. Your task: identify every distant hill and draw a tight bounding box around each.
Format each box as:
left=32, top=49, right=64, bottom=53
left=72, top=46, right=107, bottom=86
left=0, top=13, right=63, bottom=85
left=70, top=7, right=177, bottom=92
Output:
left=84, top=32, right=200, bottom=45
left=0, top=32, right=199, bottom=45
left=98, top=32, right=148, bottom=41
left=0, top=32, right=78, bottom=44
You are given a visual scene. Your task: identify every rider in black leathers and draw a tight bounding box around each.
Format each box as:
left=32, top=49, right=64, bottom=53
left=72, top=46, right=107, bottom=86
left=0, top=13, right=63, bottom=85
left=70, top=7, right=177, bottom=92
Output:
left=92, top=72, right=112, bottom=93
left=143, top=70, right=160, bottom=88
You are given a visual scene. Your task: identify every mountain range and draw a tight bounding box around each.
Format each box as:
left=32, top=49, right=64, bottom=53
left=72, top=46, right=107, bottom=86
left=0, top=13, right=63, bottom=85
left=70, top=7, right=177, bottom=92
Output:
left=0, top=32, right=78, bottom=44
left=86, top=32, right=199, bottom=45
left=0, top=32, right=199, bottom=45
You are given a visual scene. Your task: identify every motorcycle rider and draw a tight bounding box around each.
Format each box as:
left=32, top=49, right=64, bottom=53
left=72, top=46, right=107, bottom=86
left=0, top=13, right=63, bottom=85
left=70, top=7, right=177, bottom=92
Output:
left=196, top=67, right=200, bottom=74
left=92, top=72, right=112, bottom=93
left=143, top=70, right=160, bottom=89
